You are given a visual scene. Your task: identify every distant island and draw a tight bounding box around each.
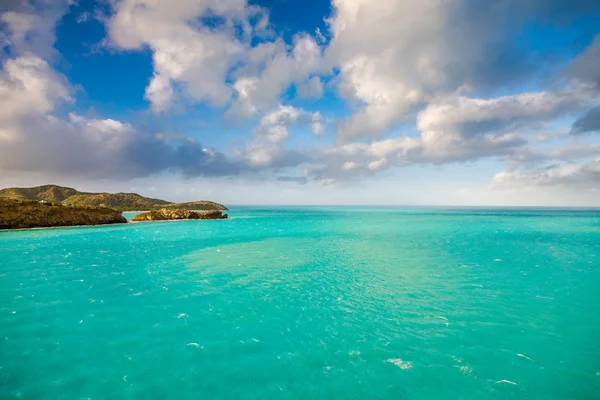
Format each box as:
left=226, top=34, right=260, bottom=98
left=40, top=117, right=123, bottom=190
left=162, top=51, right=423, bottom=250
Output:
left=0, top=184, right=229, bottom=230
left=0, top=184, right=228, bottom=211
left=0, top=198, right=127, bottom=229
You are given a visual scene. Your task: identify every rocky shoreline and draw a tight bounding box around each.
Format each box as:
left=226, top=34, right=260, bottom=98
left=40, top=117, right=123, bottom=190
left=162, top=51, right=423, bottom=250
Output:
left=1, top=199, right=229, bottom=230
left=131, top=208, right=228, bottom=221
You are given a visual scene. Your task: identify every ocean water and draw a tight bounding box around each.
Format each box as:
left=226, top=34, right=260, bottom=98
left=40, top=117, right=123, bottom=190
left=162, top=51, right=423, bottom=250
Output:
left=1, top=207, right=599, bottom=399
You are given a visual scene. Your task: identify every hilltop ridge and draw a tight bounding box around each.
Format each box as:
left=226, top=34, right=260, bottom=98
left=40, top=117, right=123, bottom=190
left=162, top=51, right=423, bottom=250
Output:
left=0, top=185, right=227, bottom=211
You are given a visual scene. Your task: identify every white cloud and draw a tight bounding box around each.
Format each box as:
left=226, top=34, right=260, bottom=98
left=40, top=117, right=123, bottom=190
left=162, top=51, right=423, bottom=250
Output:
left=254, top=105, right=323, bottom=143
left=3, top=0, right=600, bottom=207
left=311, top=111, right=324, bottom=136
left=245, top=146, right=274, bottom=167
left=324, top=0, right=594, bottom=142
left=367, top=158, right=389, bottom=171
left=0, top=53, right=306, bottom=179
left=0, top=1, right=70, bottom=58
left=106, top=1, right=324, bottom=115
left=0, top=55, right=72, bottom=123
left=324, top=0, right=459, bottom=141
left=145, top=73, right=175, bottom=113
left=417, top=87, right=595, bottom=138
left=237, top=143, right=307, bottom=170
left=69, top=113, right=133, bottom=134
left=229, top=34, right=323, bottom=117
left=492, top=158, right=600, bottom=188
left=303, top=87, right=592, bottom=181
left=305, top=128, right=527, bottom=183
left=106, top=0, right=260, bottom=111
left=342, top=161, right=357, bottom=170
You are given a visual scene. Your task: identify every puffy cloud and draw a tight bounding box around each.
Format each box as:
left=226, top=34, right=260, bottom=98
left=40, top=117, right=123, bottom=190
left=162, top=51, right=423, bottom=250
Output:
left=324, top=0, right=475, bottom=141
left=492, top=158, right=600, bottom=188
left=418, top=87, right=595, bottom=139
left=342, top=161, right=357, bottom=170
left=367, top=158, right=388, bottom=171
left=144, top=73, right=175, bottom=113
left=0, top=0, right=70, bottom=58
left=0, top=76, right=244, bottom=180
left=254, top=105, right=323, bottom=143
left=228, top=34, right=323, bottom=117
left=0, top=55, right=72, bottom=123
left=106, top=1, right=324, bottom=115
left=307, top=87, right=594, bottom=180
left=4, top=0, right=600, bottom=198
left=511, top=141, right=600, bottom=165
left=106, top=0, right=262, bottom=111
left=326, top=0, right=600, bottom=142
left=305, top=132, right=525, bottom=183
left=0, top=116, right=246, bottom=179
left=303, top=86, right=597, bottom=183
left=311, top=112, right=324, bottom=136
left=239, top=145, right=306, bottom=169
left=0, top=53, right=306, bottom=180
left=0, top=2, right=316, bottom=182
left=232, top=104, right=320, bottom=172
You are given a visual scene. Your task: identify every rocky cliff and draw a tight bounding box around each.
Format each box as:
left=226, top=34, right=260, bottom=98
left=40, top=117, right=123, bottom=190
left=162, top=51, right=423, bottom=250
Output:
left=131, top=208, right=228, bottom=221
left=0, top=199, right=127, bottom=230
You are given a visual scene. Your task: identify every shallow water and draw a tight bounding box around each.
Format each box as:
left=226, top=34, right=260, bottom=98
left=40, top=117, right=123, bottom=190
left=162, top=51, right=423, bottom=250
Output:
left=1, top=207, right=599, bottom=399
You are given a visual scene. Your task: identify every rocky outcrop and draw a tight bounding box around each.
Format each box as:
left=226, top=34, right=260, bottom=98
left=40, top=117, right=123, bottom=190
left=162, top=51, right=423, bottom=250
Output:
left=131, top=208, right=228, bottom=221
left=0, top=199, right=127, bottom=230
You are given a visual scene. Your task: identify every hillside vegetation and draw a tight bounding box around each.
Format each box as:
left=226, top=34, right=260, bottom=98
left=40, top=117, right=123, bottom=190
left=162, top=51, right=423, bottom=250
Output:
left=0, top=185, right=78, bottom=202
left=64, top=193, right=170, bottom=210
left=0, top=198, right=127, bottom=229
left=0, top=185, right=227, bottom=211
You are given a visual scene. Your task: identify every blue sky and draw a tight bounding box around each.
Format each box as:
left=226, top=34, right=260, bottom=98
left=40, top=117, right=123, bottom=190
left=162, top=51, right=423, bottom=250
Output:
left=1, top=0, right=600, bottom=205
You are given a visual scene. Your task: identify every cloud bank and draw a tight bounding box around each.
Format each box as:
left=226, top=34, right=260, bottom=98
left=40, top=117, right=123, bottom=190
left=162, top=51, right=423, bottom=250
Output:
left=0, top=0, right=599, bottom=203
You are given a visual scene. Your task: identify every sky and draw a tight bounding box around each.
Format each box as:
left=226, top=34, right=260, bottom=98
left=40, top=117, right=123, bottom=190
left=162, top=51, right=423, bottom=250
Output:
left=1, top=0, right=600, bottom=206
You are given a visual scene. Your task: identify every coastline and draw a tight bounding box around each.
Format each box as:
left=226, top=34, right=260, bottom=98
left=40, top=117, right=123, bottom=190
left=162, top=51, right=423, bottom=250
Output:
left=129, top=218, right=230, bottom=223
left=0, top=217, right=231, bottom=232
left=0, top=221, right=130, bottom=233
left=1, top=212, right=230, bottom=232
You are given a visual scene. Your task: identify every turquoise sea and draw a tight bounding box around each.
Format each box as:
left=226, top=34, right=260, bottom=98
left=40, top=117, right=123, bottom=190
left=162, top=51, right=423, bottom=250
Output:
left=1, top=207, right=599, bottom=399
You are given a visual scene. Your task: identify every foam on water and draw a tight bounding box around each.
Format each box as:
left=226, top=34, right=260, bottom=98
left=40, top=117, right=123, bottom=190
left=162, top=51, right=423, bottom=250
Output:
left=1, top=206, right=600, bottom=399
left=496, top=380, right=517, bottom=385
left=386, top=358, right=413, bottom=370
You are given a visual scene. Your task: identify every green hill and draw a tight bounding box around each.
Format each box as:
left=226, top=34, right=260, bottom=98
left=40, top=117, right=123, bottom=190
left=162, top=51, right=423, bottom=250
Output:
left=64, top=193, right=170, bottom=210
left=163, top=201, right=228, bottom=211
left=0, top=185, right=227, bottom=211
left=0, top=184, right=79, bottom=202
left=0, top=198, right=127, bottom=229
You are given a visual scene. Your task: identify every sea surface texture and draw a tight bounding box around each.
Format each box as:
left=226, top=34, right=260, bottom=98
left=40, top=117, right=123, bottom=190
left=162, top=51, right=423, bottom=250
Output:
left=1, top=207, right=599, bottom=399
